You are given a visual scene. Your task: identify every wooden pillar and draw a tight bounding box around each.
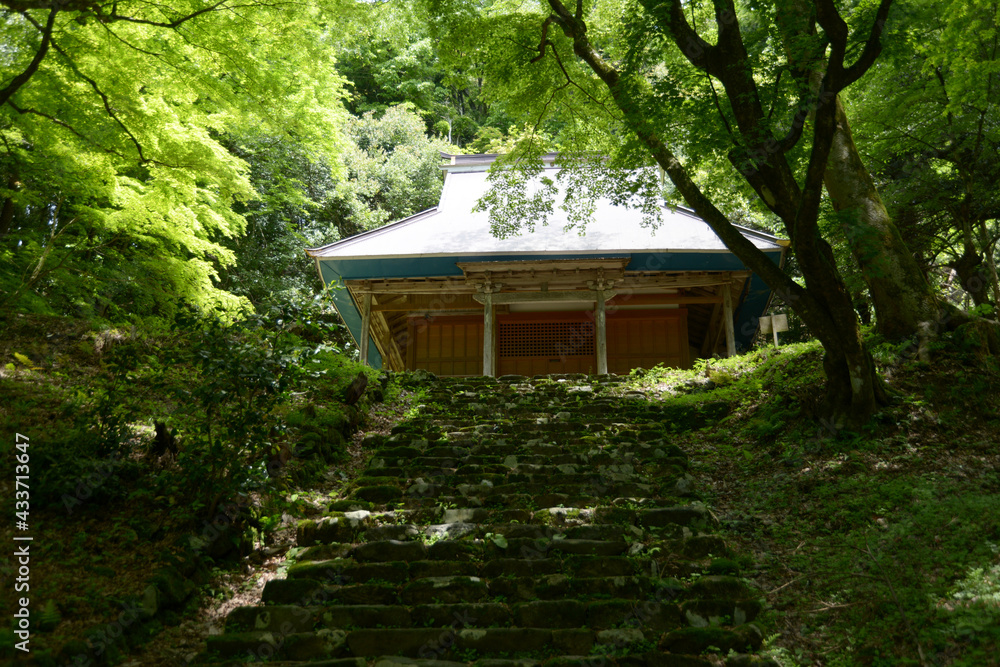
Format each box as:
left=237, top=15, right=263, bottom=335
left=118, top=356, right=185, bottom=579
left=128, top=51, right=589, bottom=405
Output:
left=359, top=292, right=372, bottom=366
left=595, top=289, right=608, bottom=375
left=482, top=291, right=495, bottom=377
left=722, top=284, right=736, bottom=358
left=701, top=300, right=723, bottom=357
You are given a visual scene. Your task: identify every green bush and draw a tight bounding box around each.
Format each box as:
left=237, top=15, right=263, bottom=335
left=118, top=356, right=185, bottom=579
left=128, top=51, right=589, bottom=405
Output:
left=155, top=301, right=339, bottom=513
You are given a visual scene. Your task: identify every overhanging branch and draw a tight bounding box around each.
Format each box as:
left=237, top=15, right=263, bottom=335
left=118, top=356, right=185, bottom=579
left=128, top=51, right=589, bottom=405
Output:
left=842, top=0, right=894, bottom=88
left=543, top=0, right=823, bottom=326
left=0, top=7, right=57, bottom=106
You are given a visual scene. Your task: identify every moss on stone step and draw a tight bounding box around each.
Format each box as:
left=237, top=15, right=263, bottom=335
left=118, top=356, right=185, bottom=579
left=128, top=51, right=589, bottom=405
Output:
left=659, top=624, right=764, bottom=654
left=353, top=485, right=404, bottom=503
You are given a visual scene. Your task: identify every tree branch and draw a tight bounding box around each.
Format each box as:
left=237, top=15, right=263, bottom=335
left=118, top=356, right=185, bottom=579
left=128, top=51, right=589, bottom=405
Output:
left=0, top=7, right=58, bottom=106
left=813, top=0, right=849, bottom=86
left=842, top=0, right=894, bottom=88
left=543, top=0, right=824, bottom=326
left=636, top=0, right=717, bottom=75
left=530, top=20, right=625, bottom=124
left=47, top=36, right=153, bottom=164
left=93, top=0, right=235, bottom=29
left=530, top=16, right=556, bottom=63
left=8, top=101, right=132, bottom=162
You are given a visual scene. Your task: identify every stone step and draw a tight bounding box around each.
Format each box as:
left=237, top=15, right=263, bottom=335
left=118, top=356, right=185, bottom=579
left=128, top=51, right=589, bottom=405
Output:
left=205, top=628, right=725, bottom=663
left=371, top=442, right=688, bottom=466
left=286, top=553, right=655, bottom=585
left=201, top=374, right=772, bottom=666
left=225, top=653, right=730, bottom=667
left=300, top=504, right=703, bottom=538
left=218, top=590, right=754, bottom=650
left=365, top=463, right=655, bottom=482
left=398, top=493, right=688, bottom=511
left=299, top=517, right=655, bottom=547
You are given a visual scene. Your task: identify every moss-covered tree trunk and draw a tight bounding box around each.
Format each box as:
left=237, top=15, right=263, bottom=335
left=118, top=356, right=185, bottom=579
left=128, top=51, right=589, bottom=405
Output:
left=823, top=97, right=948, bottom=338
left=775, top=1, right=949, bottom=339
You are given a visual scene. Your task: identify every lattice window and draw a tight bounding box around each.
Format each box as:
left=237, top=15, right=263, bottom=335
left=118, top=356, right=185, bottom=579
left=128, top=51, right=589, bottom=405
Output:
left=499, top=321, right=595, bottom=357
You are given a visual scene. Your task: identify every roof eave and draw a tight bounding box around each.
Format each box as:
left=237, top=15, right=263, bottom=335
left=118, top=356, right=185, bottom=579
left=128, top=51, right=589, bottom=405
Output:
left=312, top=246, right=783, bottom=262
left=305, top=207, right=440, bottom=257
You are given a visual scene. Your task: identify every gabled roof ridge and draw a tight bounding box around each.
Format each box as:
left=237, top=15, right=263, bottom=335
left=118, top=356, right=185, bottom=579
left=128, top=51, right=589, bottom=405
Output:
left=305, top=207, right=439, bottom=257
left=732, top=223, right=786, bottom=244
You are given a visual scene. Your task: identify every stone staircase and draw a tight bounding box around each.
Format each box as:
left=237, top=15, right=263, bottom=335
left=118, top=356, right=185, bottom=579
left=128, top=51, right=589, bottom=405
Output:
left=200, top=374, right=774, bottom=667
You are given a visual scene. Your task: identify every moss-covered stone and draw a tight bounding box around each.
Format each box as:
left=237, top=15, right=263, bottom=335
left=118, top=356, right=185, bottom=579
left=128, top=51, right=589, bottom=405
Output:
left=281, top=628, right=348, bottom=660
left=353, top=539, right=426, bottom=562
left=513, top=599, right=586, bottom=628
left=658, top=625, right=753, bottom=654
left=225, top=605, right=317, bottom=633
left=150, top=565, right=192, bottom=608
left=354, top=476, right=404, bottom=487
left=328, top=582, right=400, bottom=605
left=297, top=516, right=367, bottom=547
left=725, top=654, right=780, bottom=667
left=205, top=631, right=279, bottom=659
left=681, top=598, right=764, bottom=626
left=297, top=543, right=354, bottom=562
left=400, top=576, right=487, bottom=604
left=681, top=535, right=732, bottom=559
left=201, top=374, right=784, bottom=665
left=707, top=558, right=741, bottom=575
left=660, top=401, right=730, bottom=432
left=686, top=576, right=752, bottom=600
left=329, top=499, right=374, bottom=512
left=353, top=485, right=403, bottom=503
left=261, top=578, right=323, bottom=605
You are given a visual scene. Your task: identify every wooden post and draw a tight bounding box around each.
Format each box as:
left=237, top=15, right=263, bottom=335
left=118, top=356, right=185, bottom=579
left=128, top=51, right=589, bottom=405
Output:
left=595, top=289, right=608, bottom=375
left=359, top=292, right=372, bottom=366
left=482, top=291, right=495, bottom=377
left=722, top=285, right=736, bottom=358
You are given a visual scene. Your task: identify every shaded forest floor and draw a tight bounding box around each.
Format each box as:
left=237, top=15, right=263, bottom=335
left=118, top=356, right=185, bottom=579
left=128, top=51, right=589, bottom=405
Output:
left=2, top=315, right=1000, bottom=666
left=630, top=338, right=1000, bottom=665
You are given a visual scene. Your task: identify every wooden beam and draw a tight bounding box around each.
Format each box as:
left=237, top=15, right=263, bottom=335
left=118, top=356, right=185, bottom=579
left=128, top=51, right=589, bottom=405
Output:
left=359, top=292, right=372, bottom=366
left=700, top=298, right=724, bottom=357
left=406, top=319, right=415, bottom=371
left=373, top=294, right=483, bottom=312
left=347, top=278, right=474, bottom=294
left=458, top=257, right=630, bottom=275
left=482, top=292, right=495, bottom=377
left=371, top=310, right=405, bottom=371
left=349, top=272, right=750, bottom=295
left=595, top=289, right=608, bottom=375
left=406, top=309, right=486, bottom=317
left=722, top=285, right=736, bottom=358
left=464, top=271, right=624, bottom=288
left=607, top=294, right=723, bottom=306
left=619, top=272, right=750, bottom=290
left=472, top=290, right=618, bottom=305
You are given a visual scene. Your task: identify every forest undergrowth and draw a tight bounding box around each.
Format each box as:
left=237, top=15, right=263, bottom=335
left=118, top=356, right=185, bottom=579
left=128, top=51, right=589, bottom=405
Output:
left=1, top=315, right=999, bottom=666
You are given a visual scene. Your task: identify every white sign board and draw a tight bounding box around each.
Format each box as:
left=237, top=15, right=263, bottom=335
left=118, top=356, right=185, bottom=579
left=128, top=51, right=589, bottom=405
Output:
left=759, top=314, right=788, bottom=346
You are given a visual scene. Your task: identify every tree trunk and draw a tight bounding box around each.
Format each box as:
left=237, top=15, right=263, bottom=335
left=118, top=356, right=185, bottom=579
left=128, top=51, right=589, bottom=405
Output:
left=953, top=246, right=992, bottom=307
left=541, top=0, right=893, bottom=429
left=978, top=218, right=1000, bottom=306
left=772, top=3, right=943, bottom=339
left=789, top=234, right=891, bottom=431
left=0, top=173, right=18, bottom=237
left=823, top=96, right=946, bottom=339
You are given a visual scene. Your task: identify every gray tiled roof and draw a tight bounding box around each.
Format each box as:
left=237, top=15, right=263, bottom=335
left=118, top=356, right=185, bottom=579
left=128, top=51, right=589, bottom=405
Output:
left=308, top=160, right=781, bottom=259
